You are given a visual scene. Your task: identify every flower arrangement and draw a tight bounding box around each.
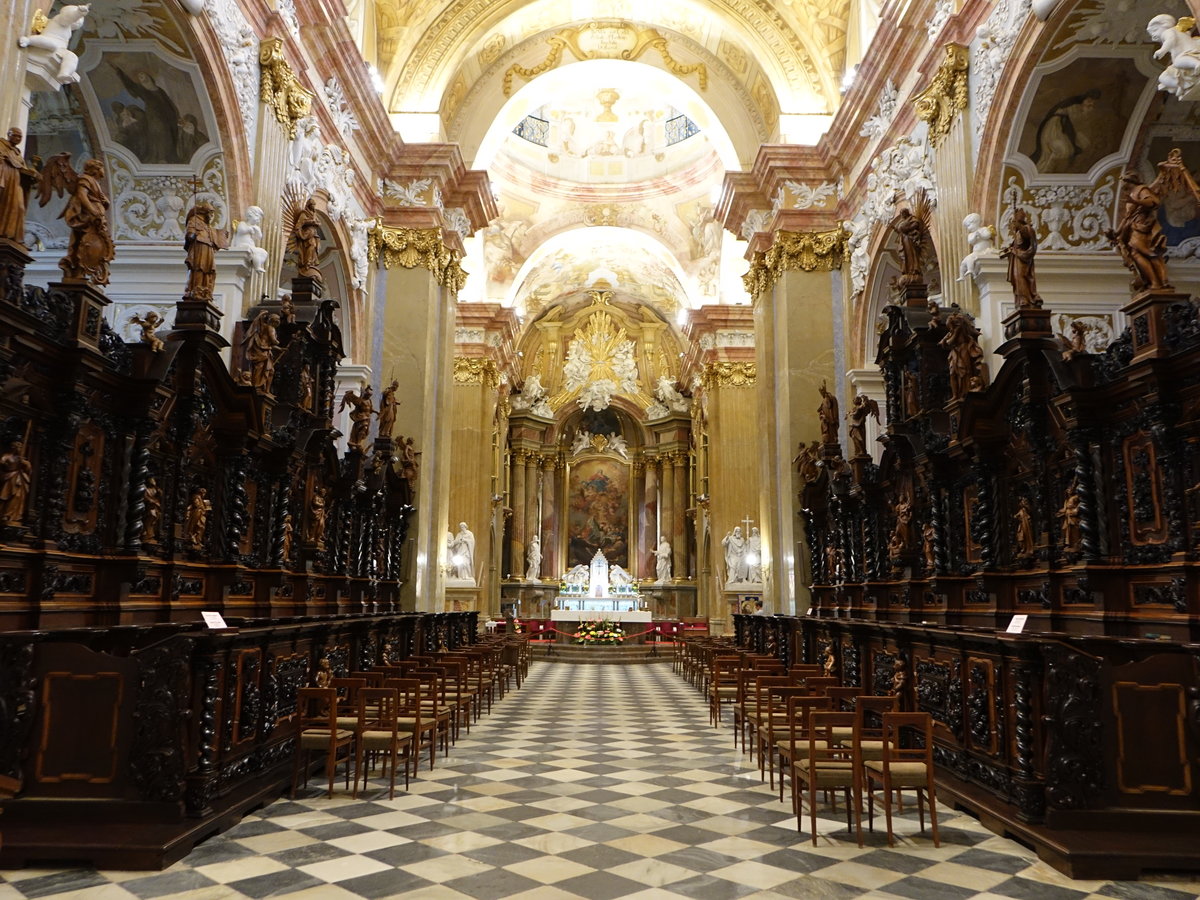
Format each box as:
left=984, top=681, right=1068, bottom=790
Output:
left=574, top=617, right=625, bottom=645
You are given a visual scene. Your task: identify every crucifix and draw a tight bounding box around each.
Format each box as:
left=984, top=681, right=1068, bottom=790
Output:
left=187, top=174, right=203, bottom=203
left=741, top=513, right=754, bottom=533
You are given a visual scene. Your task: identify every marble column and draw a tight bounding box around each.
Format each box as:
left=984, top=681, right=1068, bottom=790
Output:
left=509, top=450, right=526, bottom=579
left=524, top=453, right=540, bottom=577
left=540, top=455, right=556, bottom=579
left=660, top=456, right=675, bottom=575
left=672, top=452, right=688, bottom=579
left=643, top=457, right=659, bottom=571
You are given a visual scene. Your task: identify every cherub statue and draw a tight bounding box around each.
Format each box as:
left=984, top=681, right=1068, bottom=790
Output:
left=957, top=212, right=997, bottom=284
left=314, top=657, right=333, bottom=688
left=233, top=369, right=253, bottom=386
left=229, top=205, right=268, bottom=274
left=18, top=5, right=90, bottom=85
left=182, top=200, right=229, bottom=301
left=1148, top=14, right=1200, bottom=99
left=1061, top=319, right=1089, bottom=359
left=1000, top=208, right=1043, bottom=308
left=339, top=385, right=374, bottom=452
left=287, top=197, right=324, bottom=282
left=243, top=312, right=281, bottom=392
left=37, top=154, right=114, bottom=285
left=129, top=311, right=165, bottom=352
left=846, top=394, right=880, bottom=459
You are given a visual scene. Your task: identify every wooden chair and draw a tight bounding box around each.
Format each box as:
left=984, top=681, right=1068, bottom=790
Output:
left=291, top=687, right=354, bottom=798
left=865, top=712, right=940, bottom=846
left=385, top=677, right=439, bottom=773
left=353, top=687, right=413, bottom=799
left=778, top=695, right=833, bottom=805
left=793, top=710, right=862, bottom=846
left=708, top=655, right=743, bottom=726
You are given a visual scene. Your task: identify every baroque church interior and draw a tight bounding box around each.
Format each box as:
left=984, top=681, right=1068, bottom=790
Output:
left=2, top=0, right=1200, bottom=895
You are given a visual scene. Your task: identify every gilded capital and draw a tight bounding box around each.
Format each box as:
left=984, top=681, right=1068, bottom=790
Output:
left=743, top=227, right=847, bottom=295
left=369, top=225, right=467, bottom=290
left=453, top=357, right=499, bottom=388
left=702, top=361, right=757, bottom=389
left=259, top=38, right=314, bottom=140
left=913, top=43, right=969, bottom=149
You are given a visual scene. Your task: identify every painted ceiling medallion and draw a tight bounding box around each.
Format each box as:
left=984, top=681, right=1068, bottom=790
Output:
left=563, top=309, right=640, bottom=411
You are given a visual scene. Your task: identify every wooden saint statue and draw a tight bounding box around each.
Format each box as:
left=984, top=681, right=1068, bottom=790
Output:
left=306, top=486, right=327, bottom=548
left=280, top=513, right=294, bottom=560
left=1058, top=483, right=1082, bottom=553
left=793, top=439, right=821, bottom=485
left=1000, top=208, right=1043, bottom=309
left=889, top=191, right=932, bottom=287
left=243, top=311, right=282, bottom=393
left=376, top=380, right=400, bottom=439
left=185, top=487, right=210, bottom=550
left=37, top=154, right=115, bottom=285
left=817, top=381, right=839, bottom=446
left=298, top=366, right=314, bottom=410
left=1014, top=496, right=1035, bottom=558
left=890, top=494, right=913, bottom=553
left=142, top=476, right=162, bottom=542
left=0, top=127, right=37, bottom=246
left=339, top=385, right=374, bottom=452
left=288, top=197, right=324, bottom=282
left=845, top=394, right=880, bottom=459
left=1104, top=150, right=1200, bottom=293
left=129, top=311, right=165, bottom=352
left=398, top=436, right=420, bottom=488
left=0, top=439, right=32, bottom=526
left=183, top=200, right=229, bottom=301
left=922, top=522, right=936, bottom=571
left=940, top=312, right=985, bottom=402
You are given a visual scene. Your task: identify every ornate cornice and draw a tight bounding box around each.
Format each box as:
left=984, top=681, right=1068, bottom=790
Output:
left=368, top=225, right=467, bottom=290
left=742, top=227, right=848, bottom=295
left=914, top=43, right=969, bottom=150
left=453, top=357, right=498, bottom=388
left=258, top=38, right=314, bottom=140
left=702, top=361, right=757, bottom=389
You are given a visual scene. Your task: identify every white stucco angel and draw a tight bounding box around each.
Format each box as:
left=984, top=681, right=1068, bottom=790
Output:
left=609, top=564, right=633, bottom=586
left=1148, top=14, right=1200, bottom=100
left=957, top=213, right=997, bottom=284
left=18, top=5, right=90, bottom=85
left=230, top=206, right=269, bottom=274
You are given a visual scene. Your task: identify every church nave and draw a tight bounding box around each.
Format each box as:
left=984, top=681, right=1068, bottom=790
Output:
left=4, top=660, right=1198, bottom=900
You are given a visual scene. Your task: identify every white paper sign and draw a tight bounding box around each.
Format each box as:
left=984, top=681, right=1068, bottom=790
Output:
left=202, top=611, right=228, bottom=629
left=1005, top=614, right=1028, bottom=634
left=806, top=607, right=813, bottom=616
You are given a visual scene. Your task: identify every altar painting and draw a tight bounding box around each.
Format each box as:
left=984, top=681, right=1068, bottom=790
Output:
left=567, top=458, right=629, bottom=568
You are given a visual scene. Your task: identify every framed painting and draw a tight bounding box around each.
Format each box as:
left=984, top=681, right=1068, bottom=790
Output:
left=566, top=457, right=630, bottom=568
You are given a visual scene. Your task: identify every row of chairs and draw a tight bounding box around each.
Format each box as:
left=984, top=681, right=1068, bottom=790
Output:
left=674, top=637, right=940, bottom=848
left=291, top=634, right=531, bottom=800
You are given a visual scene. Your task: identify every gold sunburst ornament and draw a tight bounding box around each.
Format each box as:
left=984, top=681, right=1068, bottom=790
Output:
left=561, top=310, right=641, bottom=411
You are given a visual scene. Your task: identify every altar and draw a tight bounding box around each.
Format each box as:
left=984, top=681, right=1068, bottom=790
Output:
left=550, top=608, right=652, bottom=623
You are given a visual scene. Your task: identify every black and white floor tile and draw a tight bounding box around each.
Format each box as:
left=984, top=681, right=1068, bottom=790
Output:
left=3, top=659, right=1199, bottom=900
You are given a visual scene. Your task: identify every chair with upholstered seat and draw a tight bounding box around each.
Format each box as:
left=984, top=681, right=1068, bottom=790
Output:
left=353, top=687, right=413, bottom=799
left=793, top=710, right=862, bottom=846
left=291, top=687, right=354, bottom=798
left=864, top=712, right=939, bottom=846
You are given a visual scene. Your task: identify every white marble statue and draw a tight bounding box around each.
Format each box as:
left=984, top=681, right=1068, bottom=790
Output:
left=745, top=527, right=764, bottom=585
left=570, top=429, right=593, bottom=456
left=653, top=536, right=672, bottom=583
left=722, top=526, right=748, bottom=585
left=957, top=213, right=997, bottom=284
left=1149, top=14, right=1200, bottom=100
left=526, top=533, right=541, bottom=581
left=654, top=375, right=689, bottom=413
left=608, top=433, right=629, bottom=459
left=564, top=564, right=589, bottom=586
left=609, top=564, right=633, bottom=587
left=512, top=373, right=553, bottom=418
left=230, top=205, right=269, bottom=274
left=18, top=5, right=90, bottom=85
left=448, top=521, right=475, bottom=583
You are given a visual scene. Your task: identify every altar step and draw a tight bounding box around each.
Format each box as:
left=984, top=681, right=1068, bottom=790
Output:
left=535, top=642, right=672, bottom=664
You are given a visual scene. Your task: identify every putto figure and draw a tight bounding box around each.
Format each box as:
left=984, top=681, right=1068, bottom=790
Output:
left=129, top=311, right=165, bottom=352
left=37, top=154, right=114, bottom=285
left=18, top=5, right=90, bottom=85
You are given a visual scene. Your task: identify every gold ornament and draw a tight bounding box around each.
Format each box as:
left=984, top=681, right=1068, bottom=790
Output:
left=913, top=43, right=969, bottom=149
left=743, top=227, right=848, bottom=295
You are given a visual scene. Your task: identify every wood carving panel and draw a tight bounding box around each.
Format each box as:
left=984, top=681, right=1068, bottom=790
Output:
left=35, top=672, right=123, bottom=784
left=1124, top=432, right=1167, bottom=545
left=1113, top=681, right=1192, bottom=796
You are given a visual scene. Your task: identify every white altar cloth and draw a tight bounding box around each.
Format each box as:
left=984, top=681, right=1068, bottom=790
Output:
left=550, top=609, right=652, bottom=623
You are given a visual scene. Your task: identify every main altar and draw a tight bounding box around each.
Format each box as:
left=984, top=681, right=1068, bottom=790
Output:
left=549, top=551, right=653, bottom=625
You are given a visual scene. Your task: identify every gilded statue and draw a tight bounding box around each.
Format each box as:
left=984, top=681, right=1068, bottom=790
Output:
left=1058, top=483, right=1082, bottom=553
left=940, top=312, right=985, bottom=402
left=298, top=366, right=314, bottom=410
left=243, top=311, right=282, bottom=392
left=376, top=380, right=399, bottom=439
left=233, top=369, right=253, bottom=387
left=0, top=439, right=32, bottom=526
left=185, top=487, right=210, bottom=550
left=890, top=494, right=913, bottom=554
left=288, top=198, right=324, bottom=282
left=314, top=657, right=333, bottom=688
left=1014, top=496, right=1035, bottom=558
left=129, top=311, right=165, bottom=352
left=889, top=191, right=932, bottom=287
left=817, top=381, right=839, bottom=446
left=183, top=200, right=229, bottom=301
left=37, top=154, right=114, bottom=285
left=846, top=394, right=880, bottom=459
left=339, top=385, right=374, bottom=452
left=1000, top=208, right=1043, bottom=309
left=398, top=436, right=420, bottom=488
left=306, top=486, right=327, bottom=547
left=142, top=476, right=161, bottom=543
left=0, top=128, right=37, bottom=246
left=793, top=439, right=821, bottom=485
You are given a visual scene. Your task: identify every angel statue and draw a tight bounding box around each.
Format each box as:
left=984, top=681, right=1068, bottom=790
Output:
left=129, top=311, right=165, bottom=352
left=37, top=154, right=114, bottom=285
left=1106, top=150, right=1200, bottom=294
left=1148, top=14, right=1200, bottom=100
left=287, top=197, right=325, bottom=282
left=846, top=394, right=881, bottom=459
left=243, top=311, right=282, bottom=392
left=793, top=439, right=821, bottom=485
left=18, top=5, right=90, bottom=85
left=339, top=384, right=374, bottom=452
left=957, top=213, right=997, bottom=284
left=183, top=201, right=229, bottom=301
left=889, top=190, right=932, bottom=288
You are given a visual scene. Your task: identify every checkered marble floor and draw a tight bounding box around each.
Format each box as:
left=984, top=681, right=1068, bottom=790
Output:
left=4, top=659, right=1200, bottom=900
